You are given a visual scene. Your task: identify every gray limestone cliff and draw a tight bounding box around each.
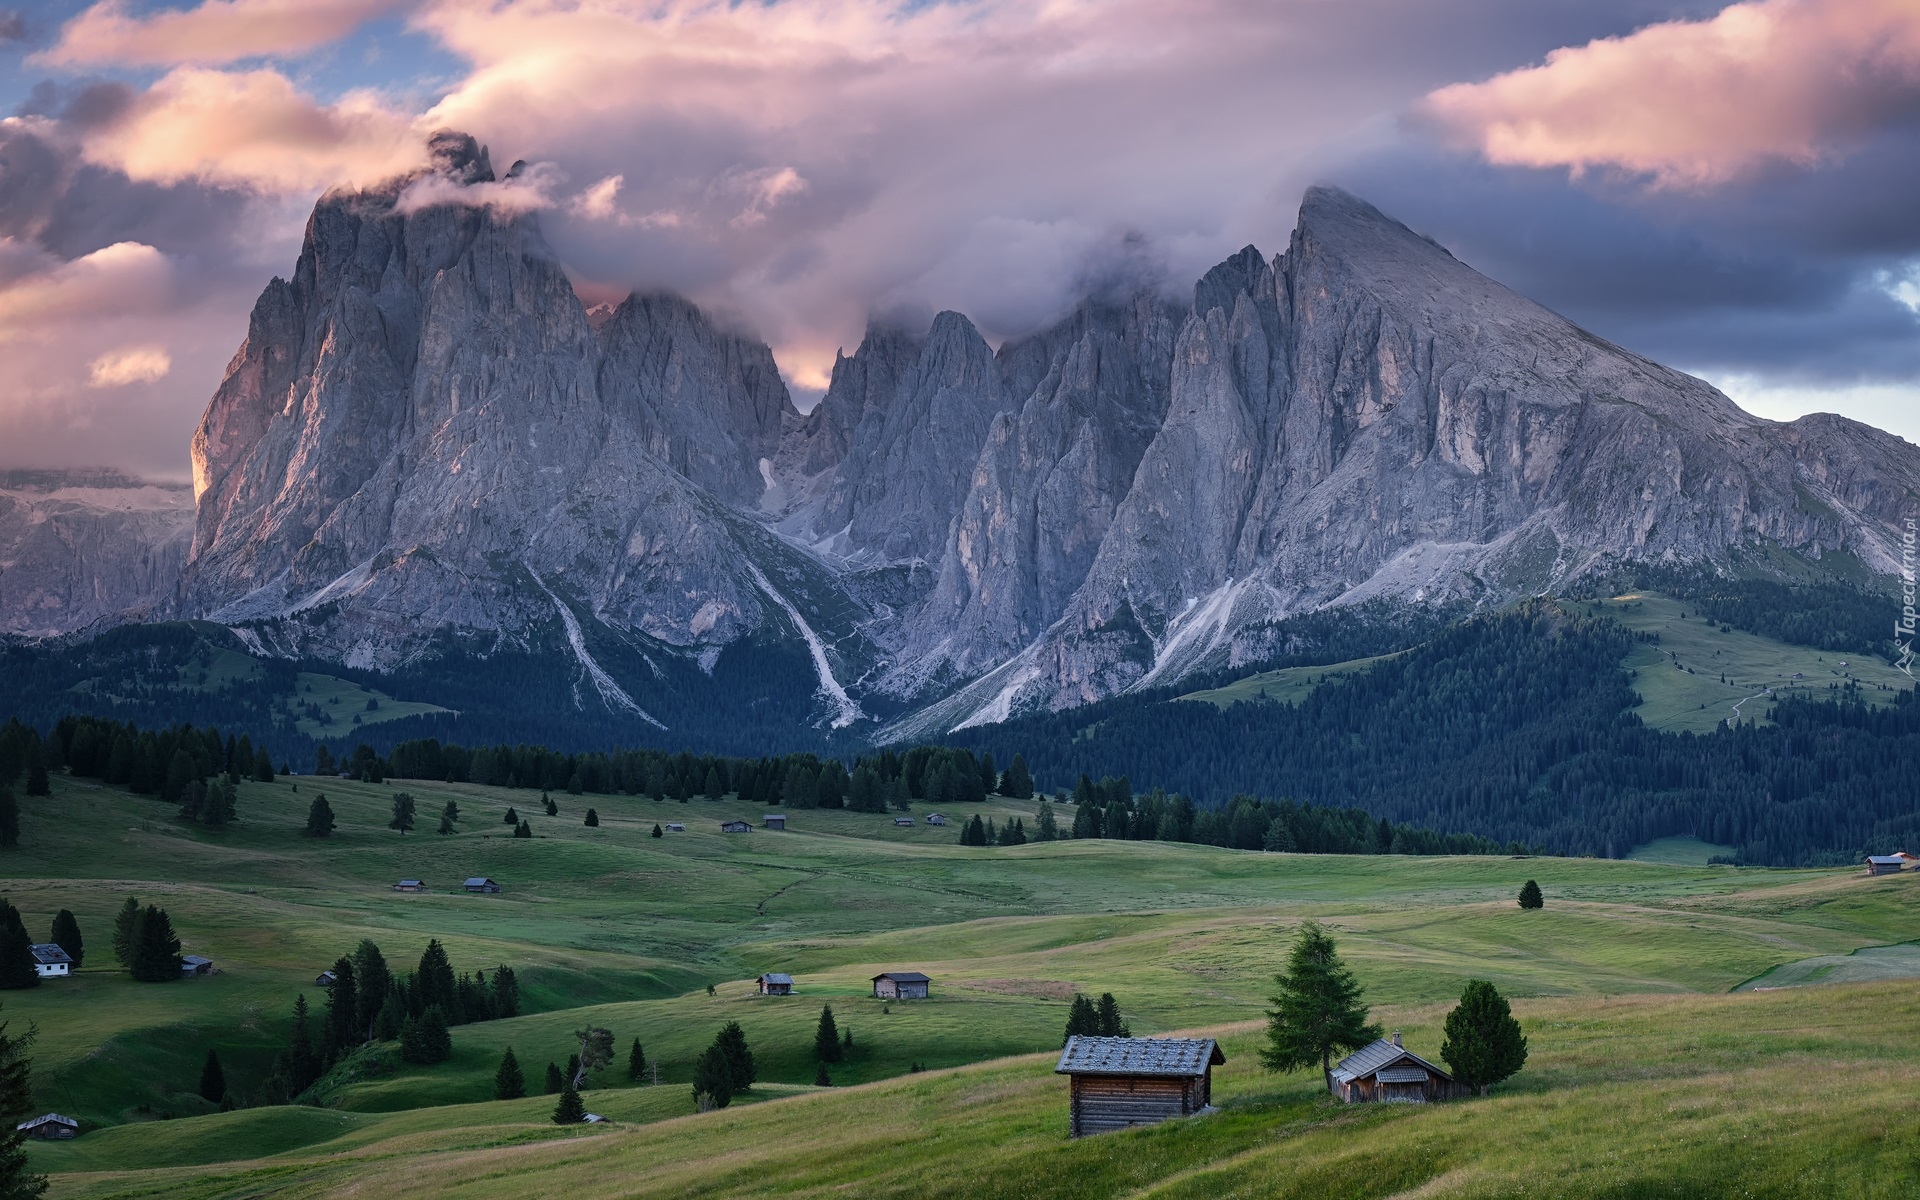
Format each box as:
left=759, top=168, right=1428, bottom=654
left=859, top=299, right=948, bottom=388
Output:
left=0, top=471, right=194, bottom=636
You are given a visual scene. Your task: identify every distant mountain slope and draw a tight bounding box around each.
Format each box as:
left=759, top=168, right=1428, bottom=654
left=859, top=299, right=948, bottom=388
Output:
left=0, top=470, right=193, bottom=637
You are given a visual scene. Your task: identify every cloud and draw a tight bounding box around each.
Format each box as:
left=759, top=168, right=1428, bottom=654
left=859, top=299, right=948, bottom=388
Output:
left=40, top=0, right=412, bottom=68
left=89, top=344, right=172, bottom=386
left=75, top=66, right=425, bottom=193
left=0, top=238, right=172, bottom=330
left=1422, top=0, right=1920, bottom=188
left=393, top=158, right=563, bottom=215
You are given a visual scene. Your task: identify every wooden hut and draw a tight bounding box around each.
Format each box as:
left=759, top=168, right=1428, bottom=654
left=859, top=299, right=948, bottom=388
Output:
left=764, top=814, right=788, bottom=830
left=464, top=877, right=502, bottom=893
left=1054, top=1036, right=1224, bottom=1138
left=29, top=944, right=72, bottom=978
left=871, top=971, right=931, bottom=999
left=665, top=822, right=686, bottom=832
left=1867, top=855, right=1906, bottom=876
left=392, top=879, right=428, bottom=892
left=720, top=820, right=752, bottom=833
left=925, top=813, right=948, bottom=826
left=1328, top=1033, right=1467, bottom=1103
left=316, top=970, right=338, bottom=988
left=894, top=817, right=915, bottom=827
left=180, top=955, right=215, bottom=977
left=758, top=972, right=794, bottom=995
left=15, top=1113, right=78, bottom=1140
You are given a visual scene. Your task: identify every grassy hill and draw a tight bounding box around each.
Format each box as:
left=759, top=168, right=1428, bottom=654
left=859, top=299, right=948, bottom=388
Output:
left=6, top=769, right=1919, bottom=1195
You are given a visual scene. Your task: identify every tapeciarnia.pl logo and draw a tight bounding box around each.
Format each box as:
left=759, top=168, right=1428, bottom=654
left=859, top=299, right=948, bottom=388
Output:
left=1898, top=516, right=1917, bottom=678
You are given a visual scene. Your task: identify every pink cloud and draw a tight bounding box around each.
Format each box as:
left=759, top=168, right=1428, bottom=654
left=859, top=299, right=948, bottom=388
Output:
left=1422, top=0, right=1920, bottom=188
left=79, top=67, right=424, bottom=192
left=0, top=238, right=173, bottom=329
left=40, top=0, right=412, bottom=68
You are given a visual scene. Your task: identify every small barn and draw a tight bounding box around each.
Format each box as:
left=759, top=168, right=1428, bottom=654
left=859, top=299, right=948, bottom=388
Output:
left=393, top=879, right=427, bottom=892
left=1867, top=855, right=1906, bottom=876
left=29, top=944, right=72, bottom=978
left=1055, top=1036, right=1224, bottom=1138
left=764, top=814, right=787, bottom=830
left=872, top=971, right=931, bottom=1000
left=665, top=822, right=685, bottom=832
left=464, top=877, right=502, bottom=893
left=925, top=813, right=948, bottom=826
left=894, top=817, right=914, bottom=827
left=316, top=970, right=338, bottom=987
left=180, top=955, right=215, bottom=977
left=720, top=820, right=752, bottom=833
left=758, top=972, right=794, bottom=995
left=15, top=1113, right=78, bottom=1140
left=1329, top=1033, right=1467, bottom=1104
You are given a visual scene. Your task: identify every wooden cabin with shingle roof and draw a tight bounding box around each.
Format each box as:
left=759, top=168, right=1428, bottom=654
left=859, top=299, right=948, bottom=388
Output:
left=1328, top=1032, right=1467, bottom=1103
left=1054, top=1036, right=1224, bottom=1137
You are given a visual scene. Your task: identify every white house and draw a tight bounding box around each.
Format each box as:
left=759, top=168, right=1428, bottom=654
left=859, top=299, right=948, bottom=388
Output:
left=28, top=945, right=72, bottom=978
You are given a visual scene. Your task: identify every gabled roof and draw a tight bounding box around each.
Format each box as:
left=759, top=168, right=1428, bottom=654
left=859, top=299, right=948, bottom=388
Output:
left=29, top=944, right=72, bottom=965
left=1330, top=1038, right=1454, bottom=1085
left=181, top=955, right=213, bottom=968
left=873, top=971, right=931, bottom=983
left=1055, top=1036, right=1224, bottom=1078
left=15, top=1113, right=77, bottom=1131
left=1867, top=855, right=1907, bottom=866
left=464, top=877, right=497, bottom=886
left=396, top=879, right=424, bottom=886
left=760, top=973, right=794, bottom=985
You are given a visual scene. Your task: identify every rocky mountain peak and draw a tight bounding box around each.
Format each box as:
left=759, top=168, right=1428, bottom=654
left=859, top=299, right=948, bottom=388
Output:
left=425, top=129, right=494, bottom=184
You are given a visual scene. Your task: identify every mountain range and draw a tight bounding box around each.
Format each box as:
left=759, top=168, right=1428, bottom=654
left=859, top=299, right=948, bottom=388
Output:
left=6, top=130, right=1917, bottom=746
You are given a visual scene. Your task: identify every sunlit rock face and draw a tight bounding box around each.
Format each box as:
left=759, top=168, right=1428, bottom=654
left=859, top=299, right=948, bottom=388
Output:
left=166, top=138, right=1920, bottom=732
left=0, top=471, right=194, bottom=637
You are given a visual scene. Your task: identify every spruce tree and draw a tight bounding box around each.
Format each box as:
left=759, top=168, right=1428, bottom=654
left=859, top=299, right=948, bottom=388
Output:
left=321, top=957, right=357, bottom=1058
left=253, top=749, right=274, bottom=783
left=0, top=1002, right=50, bottom=1200
left=1440, top=980, right=1529, bottom=1096
left=813, top=1061, right=830, bottom=1087
left=552, top=1081, right=586, bottom=1124
left=303, top=795, right=336, bottom=837
left=490, top=965, right=520, bottom=1017
left=388, top=793, right=415, bottom=835
left=1062, top=994, right=1096, bottom=1044
left=129, top=906, right=183, bottom=983
left=111, top=897, right=139, bottom=967
left=373, top=994, right=403, bottom=1042
left=0, top=788, right=16, bottom=850
left=495, top=1047, right=526, bottom=1099
left=584, top=809, right=599, bottom=827
left=0, top=904, right=35, bottom=991
left=545, top=795, right=559, bottom=816
left=713, top=1022, right=755, bottom=1092
left=503, top=807, right=519, bottom=825
left=416, top=939, right=457, bottom=1017
left=814, top=1005, right=842, bottom=1064
left=1261, top=921, right=1380, bottom=1082
left=1518, top=880, right=1544, bottom=909
left=162, top=750, right=196, bottom=805
left=48, top=911, right=82, bottom=969
left=200, top=778, right=236, bottom=828
left=690, top=1045, right=732, bottom=1110
left=627, top=1038, right=646, bottom=1081
left=198, top=1049, right=226, bottom=1103
left=288, top=994, right=321, bottom=1095
left=352, top=941, right=390, bottom=1038
left=437, top=800, right=458, bottom=836
left=544, top=1062, right=564, bottom=1094
left=565, top=1053, right=580, bottom=1088
left=515, top=820, right=532, bottom=839
left=1003, top=753, right=1033, bottom=799
left=1095, top=992, right=1130, bottom=1037
left=651, top=823, right=663, bottom=838
left=400, top=1006, right=452, bottom=1064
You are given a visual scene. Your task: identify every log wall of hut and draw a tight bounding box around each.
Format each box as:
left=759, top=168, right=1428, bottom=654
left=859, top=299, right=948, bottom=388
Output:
left=1068, top=1073, right=1208, bottom=1137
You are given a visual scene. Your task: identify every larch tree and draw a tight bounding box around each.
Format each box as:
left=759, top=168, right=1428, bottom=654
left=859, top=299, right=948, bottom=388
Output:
left=388, top=792, right=415, bottom=835
left=1261, top=921, right=1381, bottom=1084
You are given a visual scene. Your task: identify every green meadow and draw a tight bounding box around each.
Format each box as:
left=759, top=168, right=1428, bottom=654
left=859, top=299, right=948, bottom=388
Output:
left=6, top=768, right=1919, bottom=1196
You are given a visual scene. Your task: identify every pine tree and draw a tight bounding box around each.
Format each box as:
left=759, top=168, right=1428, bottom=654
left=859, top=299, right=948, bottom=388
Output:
left=400, top=1006, right=452, bottom=1064
left=651, top=823, right=663, bottom=838
left=515, top=820, right=532, bottom=839
left=198, top=1049, right=226, bottom=1103
left=814, top=1005, right=843, bottom=1064
left=713, top=1022, right=755, bottom=1092
left=545, top=795, right=559, bottom=816
left=111, top=897, right=139, bottom=967
left=1095, top=993, right=1130, bottom=1037
left=0, top=904, right=35, bottom=991
left=495, top=1047, right=526, bottom=1099
left=544, top=1062, right=564, bottom=1094
left=352, top=940, right=390, bottom=1039
left=0, top=1002, right=51, bottom=1200
left=288, top=994, right=321, bottom=1095
left=373, top=994, right=403, bottom=1042
left=128, top=906, right=182, bottom=983
left=313, top=745, right=336, bottom=776
left=503, top=807, right=519, bottom=825
left=1062, top=994, right=1096, bottom=1045
left=813, top=1061, right=830, bottom=1087
left=552, top=1081, right=586, bottom=1124
left=627, top=1038, right=646, bottom=1081
left=571, top=1027, right=613, bottom=1088
left=690, top=1045, right=732, bottom=1111
left=437, top=800, right=458, bottom=836
left=200, top=778, right=236, bottom=828
left=437, top=811, right=455, bottom=836
left=490, top=965, right=520, bottom=1017
left=388, top=792, right=415, bottom=835
left=417, top=940, right=457, bottom=1017
left=304, top=795, right=336, bottom=837
left=47, top=911, right=82, bottom=969
left=584, top=808, right=599, bottom=827
left=322, top=957, right=357, bottom=1060
left=162, top=750, right=196, bottom=805
left=1441, top=980, right=1529, bottom=1096
left=1261, top=921, right=1380, bottom=1082
left=1518, top=880, right=1544, bottom=909
left=1002, top=753, right=1033, bottom=799
left=22, top=746, right=47, bottom=798
left=253, top=749, right=274, bottom=783
left=0, top=788, right=17, bottom=850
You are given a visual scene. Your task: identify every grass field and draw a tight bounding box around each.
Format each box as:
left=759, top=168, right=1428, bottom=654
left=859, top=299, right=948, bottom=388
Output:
left=1176, top=653, right=1405, bottom=709
left=6, top=769, right=1919, bottom=1195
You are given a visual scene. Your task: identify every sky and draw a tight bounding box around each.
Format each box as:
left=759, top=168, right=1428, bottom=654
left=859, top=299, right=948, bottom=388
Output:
left=1, top=0, right=1917, bottom=479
